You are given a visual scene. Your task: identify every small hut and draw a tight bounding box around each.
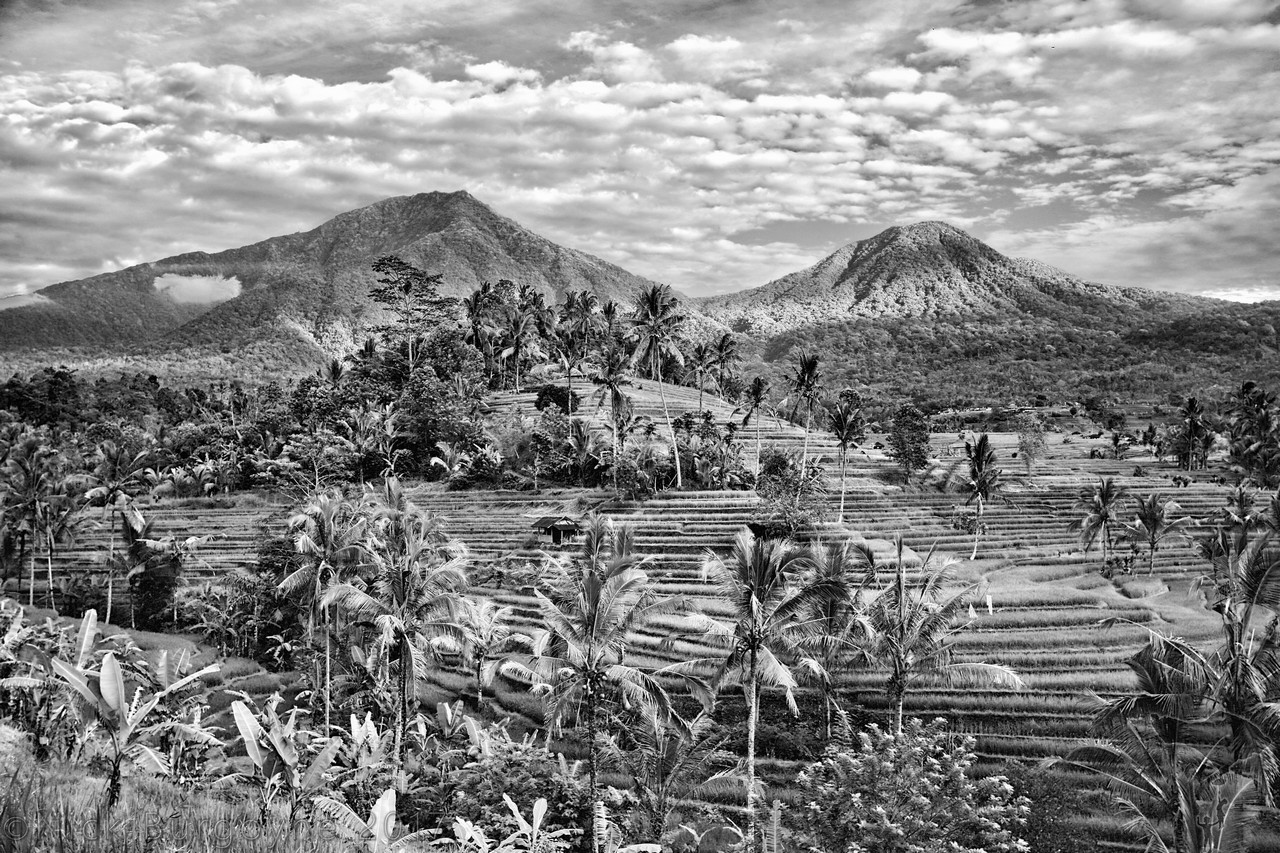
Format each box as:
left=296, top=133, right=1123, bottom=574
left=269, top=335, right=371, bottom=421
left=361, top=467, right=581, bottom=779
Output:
left=531, top=515, right=583, bottom=546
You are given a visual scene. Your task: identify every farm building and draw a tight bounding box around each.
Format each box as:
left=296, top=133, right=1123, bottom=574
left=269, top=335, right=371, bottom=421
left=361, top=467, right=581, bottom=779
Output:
left=531, top=515, right=583, bottom=546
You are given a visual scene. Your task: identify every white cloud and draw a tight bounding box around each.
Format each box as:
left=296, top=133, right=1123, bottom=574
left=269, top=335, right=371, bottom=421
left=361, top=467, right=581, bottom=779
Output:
left=153, top=273, right=242, bottom=304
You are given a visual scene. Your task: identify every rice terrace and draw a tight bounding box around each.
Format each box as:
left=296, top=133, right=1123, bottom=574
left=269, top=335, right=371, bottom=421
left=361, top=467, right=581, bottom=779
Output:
left=2, top=2, right=1280, bottom=853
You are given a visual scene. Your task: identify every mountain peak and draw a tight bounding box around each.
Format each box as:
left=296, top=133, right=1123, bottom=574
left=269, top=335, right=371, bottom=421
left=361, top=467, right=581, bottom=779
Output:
left=699, top=219, right=1201, bottom=333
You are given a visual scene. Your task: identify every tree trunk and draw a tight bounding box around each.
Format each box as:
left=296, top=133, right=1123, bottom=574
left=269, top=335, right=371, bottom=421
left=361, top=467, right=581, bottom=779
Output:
left=838, top=453, right=847, bottom=524
left=27, top=545, right=35, bottom=609
left=611, top=399, right=620, bottom=495
left=324, top=606, right=332, bottom=732
left=698, top=382, right=704, bottom=412
left=566, top=367, right=573, bottom=420
left=970, top=497, right=983, bottom=561
left=587, top=686, right=600, bottom=853
left=1149, top=543, right=1156, bottom=576
left=105, top=508, right=116, bottom=625
left=802, top=405, right=812, bottom=469
left=396, top=636, right=408, bottom=763
left=755, top=415, right=763, bottom=479
left=656, top=364, right=682, bottom=489
left=893, top=685, right=905, bottom=737
left=746, top=651, right=759, bottom=853
left=46, top=536, right=58, bottom=616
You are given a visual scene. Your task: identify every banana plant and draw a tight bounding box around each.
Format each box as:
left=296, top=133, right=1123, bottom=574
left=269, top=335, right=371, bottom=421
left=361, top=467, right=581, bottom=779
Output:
left=229, top=695, right=342, bottom=822
left=314, top=787, right=435, bottom=852
left=50, top=647, right=219, bottom=809
left=435, top=796, right=579, bottom=852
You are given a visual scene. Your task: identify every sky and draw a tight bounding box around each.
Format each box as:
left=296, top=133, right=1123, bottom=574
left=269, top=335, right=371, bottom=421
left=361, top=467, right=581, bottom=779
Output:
left=1, top=0, right=1278, bottom=302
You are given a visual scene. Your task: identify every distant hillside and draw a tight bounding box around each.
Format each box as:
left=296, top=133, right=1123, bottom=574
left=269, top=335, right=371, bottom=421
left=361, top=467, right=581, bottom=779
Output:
left=699, top=221, right=1214, bottom=334
left=0, top=191, right=667, bottom=358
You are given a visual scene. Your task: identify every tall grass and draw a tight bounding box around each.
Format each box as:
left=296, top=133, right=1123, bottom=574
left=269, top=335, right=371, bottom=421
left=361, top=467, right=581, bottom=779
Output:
left=0, top=765, right=347, bottom=853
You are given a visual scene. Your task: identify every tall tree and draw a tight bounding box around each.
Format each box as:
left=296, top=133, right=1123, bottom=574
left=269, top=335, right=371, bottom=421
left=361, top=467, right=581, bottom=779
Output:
left=501, top=306, right=545, bottom=393
left=828, top=400, right=867, bottom=524
left=865, top=537, right=1024, bottom=734
left=887, top=404, right=931, bottom=484
left=592, top=344, right=632, bottom=493
left=281, top=490, right=366, bottom=732
left=323, top=507, right=466, bottom=760
left=629, top=285, right=686, bottom=488
left=740, top=377, right=770, bottom=479
left=1127, top=493, right=1192, bottom=576
left=369, top=255, right=453, bottom=376
left=799, top=540, right=877, bottom=739
left=1069, top=477, right=1130, bottom=568
left=508, top=525, right=700, bottom=849
left=699, top=529, right=835, bottom=852
left=457, top=598, right=529, bottom=710
left=686, top=342, right=717, bottom=412
left=711, top=333, right=741, bottom=395
left=2, top=438, right=61, bottom=609
left=83, top=440, right=153, bottom=625
left=785, top=352, right=823, bottom=468
left=944, top=432, right=1005, bottom=561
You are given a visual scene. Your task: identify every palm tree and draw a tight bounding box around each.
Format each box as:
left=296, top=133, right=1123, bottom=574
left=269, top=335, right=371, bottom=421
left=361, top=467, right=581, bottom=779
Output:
left=828, top=402, right=866, bottom=524
left=786, top=352, right=822, bottom=467
left=323, top=508, right=467, bottom=760
left=1053, top=634, right=1220, bottom=853
left=320, top=358, right=347, bottom=388
left=39, top=480, right=87, bottom=616
left=501, top=306, right=544, bottom=392
left=1070, top=477, right=1130, bottom=567
left=629, top=284, right=686, bottom=489
left=699, top=529, right=836, bottom=851
left=711, top=333, right=740, bottom=394
left=457, top=598, right=529, bottom=710
left=1194, top=526, right=1280, bottom=792
left=1, top=438, right=60, bottom=608
left=945, top=432, right=1005, bottom=561
left=685, top=342, right=717, bottom=411
left=1127, top=494, right=1193, bottom=576
left=509, top=518, right=702, bottom=843
left=799, top=540, right=877, bottom=739
left=740, top=377, right=770, bottom=479
left=592, top=344, right=632, bottom=492
left=83, top=440, right=153, bottom=625
left=865, top=537, right=1024, bottom=734
left=281, top=491, right=366, bottom=732
left=603, top=711, right=729, bottom=841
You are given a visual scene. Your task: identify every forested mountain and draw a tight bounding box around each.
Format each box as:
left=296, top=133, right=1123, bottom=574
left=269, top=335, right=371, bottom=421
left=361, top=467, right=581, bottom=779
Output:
left=0, top=191, right=666, bottom=356
left=698, top=221, right=1215, bottom=335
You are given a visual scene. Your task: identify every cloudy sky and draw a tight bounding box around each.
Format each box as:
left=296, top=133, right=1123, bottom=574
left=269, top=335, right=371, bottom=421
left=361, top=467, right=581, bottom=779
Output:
left=2, top=0, right=1278, bottom=303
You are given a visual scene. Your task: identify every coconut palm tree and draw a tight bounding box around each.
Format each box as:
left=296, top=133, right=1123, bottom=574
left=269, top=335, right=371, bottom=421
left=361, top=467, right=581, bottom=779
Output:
left=1127, top=493, right=1193, bottom=576
left=603, top=711, right=730, bottom=841
left=591, top=344, right=632, bottom=492
left=828, top=402, right=866, bottom=524
left=1194, top=526, right=1280, bottom=792
left=1, top=438, right=60, bottom=608
left=865, top=536, right=1024, bottom=734
left=699, top=529, right=837, bottom=851
left=38, top=480, right=86, bottom=616
left=1053, top=634, right=1225, bottom=853
left=83, top=440, right=153, bottom=625
left=685, top=342, right=717, bottom=411
left=711, top=333, right=740, bottom=394
left=507, top=558, right=698, bottom=846
left=281, top=490, right=367, bottom=732
left=1070, top=477, right=1130, bottom=567
left=501, top=306, right=544, bottom=392
left=785, top=352, right=822, bottom=467
left=945, top=432, right=1005, bottom=561
left=799, top=540, right=877, bottom=739
left=629, top=284, right=686, bottom=488
left=322, top=509, right=467, bottom=760
left=457, top=598, right=530, bottom=710
left=740, top=377, right=770, bottom=479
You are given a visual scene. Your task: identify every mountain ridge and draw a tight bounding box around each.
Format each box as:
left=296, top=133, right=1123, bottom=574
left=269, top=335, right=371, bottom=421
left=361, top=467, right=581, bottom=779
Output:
left=0, top=191, right=669, bottom=356
left=699, top=220, right=1217, bottom=334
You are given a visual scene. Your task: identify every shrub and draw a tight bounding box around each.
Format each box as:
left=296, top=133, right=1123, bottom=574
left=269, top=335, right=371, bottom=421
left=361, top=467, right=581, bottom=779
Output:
left=534, top=384, right=581, bottom=415
left=793, top=718, right=1029, bottom=853
left=753, top=449, right=827, bottom=536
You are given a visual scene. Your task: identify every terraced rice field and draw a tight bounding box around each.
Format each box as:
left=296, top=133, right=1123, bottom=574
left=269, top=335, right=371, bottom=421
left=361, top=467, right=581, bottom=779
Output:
left=13, top=381, right=1238, bottom=843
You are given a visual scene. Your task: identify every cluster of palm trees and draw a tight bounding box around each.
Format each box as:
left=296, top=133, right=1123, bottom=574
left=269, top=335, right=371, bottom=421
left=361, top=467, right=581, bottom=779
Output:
left=1056, top=501, right=1280, bottom=852
left=1, top=434, right=157, bottom=623
left=282, top=487, right=1024, bottom=850
left=1069, top=478, right=1196, bottom=575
